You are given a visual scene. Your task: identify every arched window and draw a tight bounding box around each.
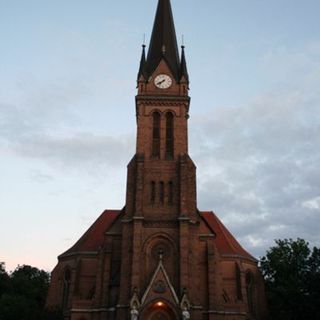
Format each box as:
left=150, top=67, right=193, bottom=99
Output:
left=62, top=268, right=71, bottom=309
left=236, top=263, right=243, bottom=300
left=152, top=112, right=161, bottom=158
left=159, top=182, right=164, bottom=205
left=165, top=112, right=174, bottom=159
left=150, top=181, right=156, bottom=204
left=246, top=271, right=254, bottom=314
left=168, top=181, right=174, bottom=205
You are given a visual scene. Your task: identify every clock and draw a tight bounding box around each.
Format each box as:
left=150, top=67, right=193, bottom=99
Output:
left=154, top=74, right=172, bottom=89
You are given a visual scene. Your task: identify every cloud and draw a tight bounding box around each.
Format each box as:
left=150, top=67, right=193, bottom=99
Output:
left=12, top=132, right=134, bottom=170
left=192, top=43, right=320, bottom=257
left=0, top=75, right=135, bottom=172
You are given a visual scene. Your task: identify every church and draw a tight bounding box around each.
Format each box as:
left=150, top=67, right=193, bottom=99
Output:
left=46, top=1, right=268, bottom=319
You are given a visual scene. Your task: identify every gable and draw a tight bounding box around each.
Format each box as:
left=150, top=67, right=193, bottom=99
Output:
left=141, top=259, right=179, bottom=306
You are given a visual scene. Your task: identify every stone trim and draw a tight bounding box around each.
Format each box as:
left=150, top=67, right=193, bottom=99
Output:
left=71, top=308, right=112, bottom=313
left=204, top=310, right=247, bottom=316
left=59, top=251, right=98, bottom=259
left=141, top=259, right=179, bottom=305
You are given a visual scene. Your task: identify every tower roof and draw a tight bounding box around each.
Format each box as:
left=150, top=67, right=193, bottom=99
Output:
left=137, top=44, right=146, bottom=80
left=145, top=0, right=181, bottom=81
left=180, top=45, right=189, bottom=82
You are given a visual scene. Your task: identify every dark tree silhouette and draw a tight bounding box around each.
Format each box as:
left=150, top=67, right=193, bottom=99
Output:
left=260, top=239, right=320, bottom=320
left=0, top=263, right=62, bottom=320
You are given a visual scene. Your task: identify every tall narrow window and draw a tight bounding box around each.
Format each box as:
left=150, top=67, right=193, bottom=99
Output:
left=152, top=112, right=161, bottom=158
left=236, top=263, right=243, bottom=300
left=168, top=181, right=174, bottom=205
left=246, top=271, right=254, bottom=314
left=150, top=181, right=156, bottom=204
left=166, top=112, right=174, bottom=159
left=159, top=182, right=164, bottom=205
left=62, top=269, right=71, bottom=309
left=74, top=259, right=82, bottom=295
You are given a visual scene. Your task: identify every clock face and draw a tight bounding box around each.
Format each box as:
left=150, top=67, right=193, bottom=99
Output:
left=154, top=74, right=172, bottom=89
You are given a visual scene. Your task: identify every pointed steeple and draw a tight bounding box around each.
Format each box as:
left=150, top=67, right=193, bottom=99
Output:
left=180, top=45, right=189, bottom=82
left=145, top=0, right=181, bottom=81
left=137, top=44, right=146, bottom=80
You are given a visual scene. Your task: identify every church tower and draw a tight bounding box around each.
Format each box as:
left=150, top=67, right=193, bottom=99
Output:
left=46, top=1, right=268, bottom=319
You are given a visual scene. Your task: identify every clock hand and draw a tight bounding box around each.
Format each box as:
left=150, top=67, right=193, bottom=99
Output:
left=156, top=79, right=166, bottom=85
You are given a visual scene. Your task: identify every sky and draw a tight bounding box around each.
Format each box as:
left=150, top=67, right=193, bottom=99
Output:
left=0, top=0, right=319, bottom=272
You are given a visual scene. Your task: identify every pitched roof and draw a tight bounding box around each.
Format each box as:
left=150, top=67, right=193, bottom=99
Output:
left=201, top=211, right=256, bottom=261
left=59, top=209, right=254, bottom=261
left=145, top=0, right=181, bottom=81
left=60, top=210, right=121, bottom=257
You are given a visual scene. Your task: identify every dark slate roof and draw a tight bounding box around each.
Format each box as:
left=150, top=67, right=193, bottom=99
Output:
left=60, top=210, right=121, bottom=257
left=145, top=0, right=181, bottom=81
left=180, top=45, right=189, bottom=82
left=137, top=44, right=146, bottom=80
left=201, top=211, right=256, bottom=261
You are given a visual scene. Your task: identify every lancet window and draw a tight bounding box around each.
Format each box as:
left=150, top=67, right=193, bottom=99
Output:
left=152, top=112, right=161, bottom=158
left=159, top=181, right=164, bottom=205
left=62, top=268, right=71, bottom=309
left=236, top=263, right=243, bottom=300
left=150, top=181, right=156, bottom=204
left=168, top=181, right=174, bottom=205
left=246, top=271, right=254, bottom=314
left=165, top=112, right=174, bottom=158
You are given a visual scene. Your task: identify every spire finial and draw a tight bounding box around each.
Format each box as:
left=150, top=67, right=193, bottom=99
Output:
left=143, top=33, right=146, bottom=47
left=180, top=41, right=189, bottom=83
left=137, top=41, right=147, bottom=81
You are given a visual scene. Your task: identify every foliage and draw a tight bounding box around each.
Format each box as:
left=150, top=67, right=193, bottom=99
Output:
left=260, top=239, right=320, bottom=320
left=0, top=263, right=57, bottom=320
left=0, top=262, right=10, bottom=297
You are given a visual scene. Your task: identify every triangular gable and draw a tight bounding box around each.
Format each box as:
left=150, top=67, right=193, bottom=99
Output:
left=141, top=259, right=179, bottom=305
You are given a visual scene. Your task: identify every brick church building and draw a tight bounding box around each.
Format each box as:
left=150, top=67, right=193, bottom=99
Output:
left=46, top=0, right=268, bottom=319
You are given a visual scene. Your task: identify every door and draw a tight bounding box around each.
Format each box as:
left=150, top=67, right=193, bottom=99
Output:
left=150, top=310, right=172, bottom=320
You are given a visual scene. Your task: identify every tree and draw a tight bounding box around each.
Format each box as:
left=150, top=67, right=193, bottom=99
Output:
left=0, top=264, right=51, bottom=320
left=260, top=238, right=320, bottom=320
left=0, top=262, right=10, bottom=297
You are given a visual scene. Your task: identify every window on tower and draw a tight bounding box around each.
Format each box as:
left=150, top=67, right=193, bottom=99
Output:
left=168, top=181, right=174, bottom=205
left=152, top=112, right=161, bottom=158
left=166, top=112, right=174, bottom=159
left=150, top=181, right=156, bottom=204
left=159, top=182, right=164, bottom=205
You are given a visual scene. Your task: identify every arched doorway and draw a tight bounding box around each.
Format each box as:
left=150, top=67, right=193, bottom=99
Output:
left=150, top=309, right=171, bottom=320
left=142, top=300, right=178, bottom=320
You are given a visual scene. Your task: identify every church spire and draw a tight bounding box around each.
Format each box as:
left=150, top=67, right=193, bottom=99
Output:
left=145, top=0, right=181, bottom=81
left=137, top=44, right=146, bottom=80
left=180, top=45, right=189, bottom=82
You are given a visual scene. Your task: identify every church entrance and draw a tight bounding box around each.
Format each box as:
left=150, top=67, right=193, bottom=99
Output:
left=150, top=310, right=171, bottom=320
left=142, top=301, right=177, bottom=320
